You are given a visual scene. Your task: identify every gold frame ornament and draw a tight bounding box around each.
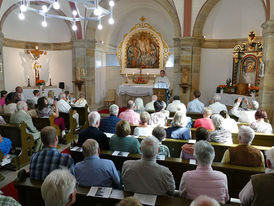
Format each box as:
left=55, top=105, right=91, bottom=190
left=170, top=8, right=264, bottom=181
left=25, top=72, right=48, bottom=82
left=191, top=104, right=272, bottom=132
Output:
left=116, top=16, right=170, bottom=75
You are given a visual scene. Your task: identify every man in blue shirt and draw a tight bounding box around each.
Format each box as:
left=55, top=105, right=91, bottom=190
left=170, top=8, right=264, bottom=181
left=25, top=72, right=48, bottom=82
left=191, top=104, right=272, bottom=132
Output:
left=187, top=90, right=205, bottom=113
left=75, top=139, right=120, bottom=188
left=30, top=126, right=74, bottom=180
left=99, top=104, right=121, bottom=134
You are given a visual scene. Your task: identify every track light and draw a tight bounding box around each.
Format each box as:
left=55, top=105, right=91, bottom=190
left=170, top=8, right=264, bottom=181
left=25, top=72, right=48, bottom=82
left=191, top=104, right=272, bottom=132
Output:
left=53, top=0, right=60, bottom=10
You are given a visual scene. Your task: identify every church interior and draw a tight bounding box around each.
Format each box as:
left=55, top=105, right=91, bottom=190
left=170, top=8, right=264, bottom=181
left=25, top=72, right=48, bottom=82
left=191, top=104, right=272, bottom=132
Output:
left=0, top=0, right=274, bottom=205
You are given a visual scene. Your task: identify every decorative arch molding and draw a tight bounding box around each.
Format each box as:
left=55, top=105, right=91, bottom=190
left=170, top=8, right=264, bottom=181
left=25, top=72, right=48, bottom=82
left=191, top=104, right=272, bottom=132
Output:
left=0, top=1, right=76, bottom=41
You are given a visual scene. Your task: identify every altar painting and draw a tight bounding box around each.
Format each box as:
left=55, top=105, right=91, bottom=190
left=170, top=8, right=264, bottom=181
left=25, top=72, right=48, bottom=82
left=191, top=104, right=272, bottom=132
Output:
left=238, top=55, right=259, bottom=86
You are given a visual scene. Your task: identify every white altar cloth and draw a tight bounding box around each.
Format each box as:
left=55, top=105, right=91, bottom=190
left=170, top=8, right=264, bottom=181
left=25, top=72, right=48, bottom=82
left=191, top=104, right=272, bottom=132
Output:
left=217, top=93, right=256, bottom=106
left=22, top=87, right=62, bottom=100
left=117, top=84, right=154, bottom=97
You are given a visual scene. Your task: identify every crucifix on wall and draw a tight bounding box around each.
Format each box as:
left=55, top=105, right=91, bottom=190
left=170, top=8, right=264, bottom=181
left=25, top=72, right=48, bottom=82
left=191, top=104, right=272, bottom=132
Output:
left=26, top=46, right=47, bottom=85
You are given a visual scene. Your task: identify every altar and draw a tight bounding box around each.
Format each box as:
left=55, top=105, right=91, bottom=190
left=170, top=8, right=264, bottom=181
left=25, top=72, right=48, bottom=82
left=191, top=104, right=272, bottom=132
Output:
left=22, top=86, right=62, bottom=100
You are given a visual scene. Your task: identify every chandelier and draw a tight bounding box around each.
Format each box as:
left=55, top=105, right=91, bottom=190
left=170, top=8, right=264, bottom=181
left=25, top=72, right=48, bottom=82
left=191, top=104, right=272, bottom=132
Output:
left=18, top=0, right=115, bottom=31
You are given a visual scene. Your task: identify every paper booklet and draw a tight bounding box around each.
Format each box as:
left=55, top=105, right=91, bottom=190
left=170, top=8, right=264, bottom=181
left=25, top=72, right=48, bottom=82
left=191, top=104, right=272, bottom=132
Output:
left=70, top=146, right=83, bottom=152
left=87, top=187, right=112, bottom=198
left=133, top=193, right=157, bottom=206
left=112, top=151, right=129, bottom=157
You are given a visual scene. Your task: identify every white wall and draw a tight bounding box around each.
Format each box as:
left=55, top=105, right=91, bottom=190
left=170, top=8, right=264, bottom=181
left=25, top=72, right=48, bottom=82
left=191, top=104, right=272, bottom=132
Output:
left=199, top=49, right=233, bottom=105
left=3, top=47, right=73, bottom=92
left=95, top=67, right=106, bottom=104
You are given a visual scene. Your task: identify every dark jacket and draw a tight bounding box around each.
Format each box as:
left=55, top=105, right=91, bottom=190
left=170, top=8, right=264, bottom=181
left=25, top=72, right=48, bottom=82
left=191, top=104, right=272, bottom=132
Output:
left=99, top=115, right=121, bottom=134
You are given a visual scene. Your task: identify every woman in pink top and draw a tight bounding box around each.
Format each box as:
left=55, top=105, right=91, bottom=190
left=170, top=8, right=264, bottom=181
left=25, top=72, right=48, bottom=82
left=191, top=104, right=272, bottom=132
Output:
left=0, top=90, right=7, bottom=107
left=194, top=107, right=215, bottom=131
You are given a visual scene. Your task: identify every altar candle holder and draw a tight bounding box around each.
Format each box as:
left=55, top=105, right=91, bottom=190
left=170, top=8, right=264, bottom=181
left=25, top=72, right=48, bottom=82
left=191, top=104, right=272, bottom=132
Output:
left=27, top=77, right=31, bottom=87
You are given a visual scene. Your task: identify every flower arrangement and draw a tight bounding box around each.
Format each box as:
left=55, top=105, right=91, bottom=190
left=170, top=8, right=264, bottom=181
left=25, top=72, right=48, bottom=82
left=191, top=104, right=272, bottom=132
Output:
left=133, top=74, right=149, bottom=84
left=248, top=86, right=259, bottom=93
left=217, top=85, right=227, bottom=89
left=36, top=80, right=45, bottom=86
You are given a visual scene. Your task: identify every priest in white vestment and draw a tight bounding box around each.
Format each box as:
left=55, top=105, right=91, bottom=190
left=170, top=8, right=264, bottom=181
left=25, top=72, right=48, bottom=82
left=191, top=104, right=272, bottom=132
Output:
left=154, top=70, right=170, bottom=89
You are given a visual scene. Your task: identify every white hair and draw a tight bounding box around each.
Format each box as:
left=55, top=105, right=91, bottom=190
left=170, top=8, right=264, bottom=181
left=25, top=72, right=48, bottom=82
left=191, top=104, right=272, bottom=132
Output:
left=109, top=104, right=119, bottom=116
left=88, top=111, right=101, bottom=127
left=41, top=169, right=76, bottom=206
left=140, top=112, right=150, bottom=123
left=173, top=111, right=187, bottom=127
left=238, top=126, right=255, bottom=145
left=194, top=141, right=215, bottom=166
left=203, top=107, right=212, bottom=117
left=59, top=93, right=66, bottom=100
left=213, top=94, right=221, bottom=102
left=17, top=101, right=27, bottom=111
left=265, top=148, right=274, bottom=169
left=82, top=139, right=99, bottom=157
left=190, top=195, right=220, bottom=206
left=140, top=136, right=159, bottom=159
left=135, top=98, right=145, bottom=111
left=251, top=100, right=259, bottom=110
left=211, top=114, right=224, bottom=129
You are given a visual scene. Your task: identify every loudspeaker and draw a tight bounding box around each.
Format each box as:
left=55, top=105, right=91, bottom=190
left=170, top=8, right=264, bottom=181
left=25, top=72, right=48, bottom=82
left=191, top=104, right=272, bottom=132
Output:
left=59, top=82, right=65, bottom=90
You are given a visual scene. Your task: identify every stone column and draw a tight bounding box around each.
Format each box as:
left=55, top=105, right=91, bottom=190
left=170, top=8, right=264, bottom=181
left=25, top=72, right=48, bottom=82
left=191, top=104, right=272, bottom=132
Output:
left=173, top=37, right=202, bottom=104
left=260, top=20, right=274, bottom=127
left=72, top=40, right=96, bottom=106
left=0, top=32, right=5, bottom=89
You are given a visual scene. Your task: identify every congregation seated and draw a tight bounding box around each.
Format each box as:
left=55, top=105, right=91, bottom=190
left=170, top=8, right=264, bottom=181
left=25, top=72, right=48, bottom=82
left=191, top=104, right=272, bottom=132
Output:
left=250, top=109, right=273, bottom=134
left=47, top=90, right=54, bottom=105
left=41, top=169, right=76, bottom=206
left=167, top=95, right=186, bottom=113
left=99, top=104, right=121, bottom=134
left=133, top=111, right=153, bottom=136
left=208, top=114, right=232, bottom=145
left=166, top=111, right=191, bottom=140
left=30, top=126, right=74, bottom=180
left=161, top=101, right=170, bottom=119
left=134, top=97, right=145, bottom=114
left=0, top=90, right=7, bottom=108
left=57, top=93, right=79, bottom=127
left=75, top=139, right=120, bottom=188
left=152, top=126, right=170, bottom=157
left=65, top=90, right=76, bottom=104
left=150, top=100, right=167, bottom=127
left=220, top=110, right=238, bottom=133
left=3, top=92, right=17, bottom=114
left=221, top=126, right=265, bottom=167
left=119, top=99, right=140, bottom=125
left=73, top=93, right=88, bottom=109
left=230, top=97, right=258, bottom=123
left=179, top=141, right=229, bottom=203
left=181, top=127, right=208, bottom=160
left=10, top=101, right=41, bottom=152
left=15, top=86, right=25, bottom=101
left=110, top=120, right=141, bottom=154
left=187, top=90, right=204, bottom=113
left=26, top=99, right=38, bottom=118
left=37, top=96, right=66, bottom=138
left=190, top=195, right=220, bottom=206
left=208, top=94, right=227, bottom=114
left=239, top=148, right=274, bottom=205
left=122, top=136, right=175, bottom=195
left=78, top=111, right=109, bottom=150
left=145, top=94, right=157, bottom=112
left=194, top=107, right=215, bottom=131
left=0, top=134, right=12, bottom=159
left=32, top=89, right=40, bottom=105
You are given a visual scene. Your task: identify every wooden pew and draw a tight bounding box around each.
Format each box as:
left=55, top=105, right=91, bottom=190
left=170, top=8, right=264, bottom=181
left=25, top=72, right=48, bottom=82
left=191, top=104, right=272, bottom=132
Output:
left=71, top=104, right=89, bottom=130
left=14, top=171, right=240, bottom=206
left=59, top=109, right=77, bottom=143
left=0, top=122, right=34, bottom=170
left=232, top=132, right=274, bottom=147
left=32, top=114, right=60, bottom=137
left=70, top=149, right=264, bottom=198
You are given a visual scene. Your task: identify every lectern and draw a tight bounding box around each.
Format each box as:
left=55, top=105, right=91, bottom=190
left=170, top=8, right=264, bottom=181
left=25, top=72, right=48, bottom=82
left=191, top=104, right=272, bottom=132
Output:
left=153, top=88, right=167, bottom=102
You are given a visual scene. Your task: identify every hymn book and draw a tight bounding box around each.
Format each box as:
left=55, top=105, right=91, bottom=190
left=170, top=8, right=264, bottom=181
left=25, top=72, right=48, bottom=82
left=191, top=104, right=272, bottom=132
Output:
left=87, top=187, right=112, bottom=198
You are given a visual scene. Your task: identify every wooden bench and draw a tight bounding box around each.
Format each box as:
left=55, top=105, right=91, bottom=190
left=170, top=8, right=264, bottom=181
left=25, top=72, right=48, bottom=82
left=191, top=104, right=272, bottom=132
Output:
left=0, top=122, right=34, bottom=170
left=232, top=132, right=274, bottom=147
left=70, top=149, right=264, bottom=198
left=14, top=171, right=240, bottom=206
left=71, top=104, right=89, bottom=130
left=32, top=114, right=60, bottom=137
left=59, top=109, right=77, bottom=143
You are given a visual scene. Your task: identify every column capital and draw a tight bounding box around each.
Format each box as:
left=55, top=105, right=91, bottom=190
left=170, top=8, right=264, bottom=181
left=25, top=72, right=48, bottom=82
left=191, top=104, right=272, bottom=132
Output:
left=72, top=39, right=96, bottom=48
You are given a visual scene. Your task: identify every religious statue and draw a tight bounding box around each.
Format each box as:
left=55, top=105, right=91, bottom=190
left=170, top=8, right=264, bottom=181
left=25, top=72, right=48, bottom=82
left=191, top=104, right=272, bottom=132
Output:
left=26, top=46, right=47, bottom=86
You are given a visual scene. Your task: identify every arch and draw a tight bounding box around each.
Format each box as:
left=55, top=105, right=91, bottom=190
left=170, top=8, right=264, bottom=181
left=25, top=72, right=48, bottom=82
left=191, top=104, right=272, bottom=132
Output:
left=0, top=1, right=76, bottom=41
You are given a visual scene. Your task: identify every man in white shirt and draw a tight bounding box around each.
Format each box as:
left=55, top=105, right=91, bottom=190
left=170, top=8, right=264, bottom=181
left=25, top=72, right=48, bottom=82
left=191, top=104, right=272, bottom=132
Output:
left=122, top=136, right=175, bottom=195
left=230, top=97, right=258, bottom=123
left=167, top=95, right=186, bottom=113
left=208, top=94, right=227, bottom=114
left=32, top=90, right=40, bottom=105
left=57, top=93, right=79, bottom=127
left=145, top=95, right=157, bottom=112
left=187, top=90, right=204, bottom=113
left=154, top=70, right=170, bottom=89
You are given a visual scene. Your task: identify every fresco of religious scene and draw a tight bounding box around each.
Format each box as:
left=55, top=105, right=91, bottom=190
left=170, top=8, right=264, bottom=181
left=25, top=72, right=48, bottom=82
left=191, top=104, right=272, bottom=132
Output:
left=126, top=32, right=159, bottom=68
left=240, top=55, right=258, bottom=85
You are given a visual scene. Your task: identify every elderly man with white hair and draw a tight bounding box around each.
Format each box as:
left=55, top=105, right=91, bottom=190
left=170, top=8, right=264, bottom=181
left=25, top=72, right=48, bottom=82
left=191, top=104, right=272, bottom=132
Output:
left=166, top=95, right=186, bottom=113
left=221, top=126, right=265, bottom=167
left=75, top=139, right=120, bottom=188
left=230, top=97, right=259, bottom=123
left=239, top=148, right=274, bottom=206
left=179, top=141, right=229, bottom=204
left=122, top=136, right=175, bottom=195
left=208, top=114, right=232, bottom=145
left=194, top=107, right=215, bottom=131
left=190, top=195, right=220, bottom=206
left=57, top=92, right=79, bottom=127
left=41, top=169, right=76, bottom=206
left=10, top=101, right=41, bottom=151
left=145, top=95, right=157, bottom=112
left=99, top=104, right=121, bottom=134
left=119, top=99, right=140, bottom=125
left=208, top=94, right=227, bottom=114
left=77, top=111, right=109, bottom=150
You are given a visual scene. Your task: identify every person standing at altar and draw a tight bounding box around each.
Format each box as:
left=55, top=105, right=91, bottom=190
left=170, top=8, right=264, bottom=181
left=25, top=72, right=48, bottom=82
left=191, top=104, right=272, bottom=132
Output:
left=119, top=100, right=140, bottom=125
left=145, top=95, right=157, bottom=112
left=57, top=93, right=79, bottom=127
left=154, top=70, right=170, bottom=89
left=32, top=90, right=40, bottom=105
left=208, top=94, right=227, bottom=114
left=187, top=90, right=204, bottom=113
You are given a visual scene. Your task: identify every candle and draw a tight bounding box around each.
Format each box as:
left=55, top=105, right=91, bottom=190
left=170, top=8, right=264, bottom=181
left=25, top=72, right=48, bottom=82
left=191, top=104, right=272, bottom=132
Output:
left=27, top=75, right=29, bottom=79
left=49, top=74, right=51, bottom=79
left=125, top=73, right=128, bottom=77
left=147, top=72, right=149, bottom=76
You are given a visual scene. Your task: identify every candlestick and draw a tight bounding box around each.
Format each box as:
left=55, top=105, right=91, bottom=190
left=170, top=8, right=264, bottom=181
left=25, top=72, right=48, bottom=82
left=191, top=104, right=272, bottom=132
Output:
left=27, top=77, right=31, bottom=87
left=49, top=78, right=52, bottom=86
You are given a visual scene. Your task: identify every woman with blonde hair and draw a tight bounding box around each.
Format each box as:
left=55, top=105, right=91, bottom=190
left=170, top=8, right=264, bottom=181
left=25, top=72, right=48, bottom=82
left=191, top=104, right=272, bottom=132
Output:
left=134, top=98, right=145, bottom=114
left=47, top=90, right=55, bottom=105
left=134, top=112, right=152, bottom=136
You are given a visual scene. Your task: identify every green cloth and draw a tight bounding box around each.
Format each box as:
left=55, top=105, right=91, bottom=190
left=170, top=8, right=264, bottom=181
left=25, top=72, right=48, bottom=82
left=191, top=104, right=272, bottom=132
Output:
left=159, top=144, right=170, bottom=157
left=0, top=195, right=21, bottom=206
left=110, top=135, right=141, bottom=154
